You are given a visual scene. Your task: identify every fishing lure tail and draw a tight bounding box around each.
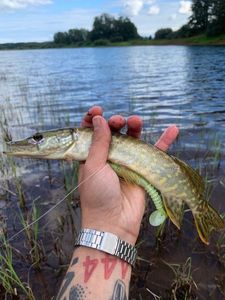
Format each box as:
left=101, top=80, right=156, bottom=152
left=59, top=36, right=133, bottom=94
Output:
left=193, top=201, right=225, bottom=245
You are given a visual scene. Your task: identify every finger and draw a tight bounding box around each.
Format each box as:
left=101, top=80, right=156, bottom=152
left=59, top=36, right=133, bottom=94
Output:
left=155, top=125, right=179, bottom=152
left=81, top=106, right=103, bottom=128
left=126, top=116, right=143, bottom=139
left=85, top=116, right=111, bottom=169
left=108, top=115, right=126, bottom=132
left=78, top=163, right=84, bottom=183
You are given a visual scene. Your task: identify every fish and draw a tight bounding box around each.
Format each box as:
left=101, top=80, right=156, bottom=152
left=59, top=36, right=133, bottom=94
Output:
left=4, top=127, right=224, bottom=244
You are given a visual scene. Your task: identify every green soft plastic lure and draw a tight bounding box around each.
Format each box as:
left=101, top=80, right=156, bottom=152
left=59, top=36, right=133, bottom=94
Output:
left=110, top=163, right=167, bottom=226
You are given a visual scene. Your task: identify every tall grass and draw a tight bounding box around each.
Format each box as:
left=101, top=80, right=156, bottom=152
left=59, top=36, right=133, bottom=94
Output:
left=20, top=202, right=45, bottom=269
left=0, top=236, right=35, bottom=299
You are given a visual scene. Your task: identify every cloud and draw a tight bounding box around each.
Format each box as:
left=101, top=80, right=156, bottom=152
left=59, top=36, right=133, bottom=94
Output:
left=148, top=5, right=160, bottom=15
left=0, top=0, right=52, bottom=10
left=145, top=0, right=155, bottom=4
left=122, top=0, right=143, bottom=16
left=178, top=0, right=192, bottom=15
left=122, top=0, right=160, bottom=16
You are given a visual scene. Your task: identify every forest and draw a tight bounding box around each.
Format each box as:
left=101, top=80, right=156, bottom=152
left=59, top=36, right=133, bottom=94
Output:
left=54, top=0, right=225, bottom=45
left=53, top=14, right=139, bottom=45
left=155, top=0, right=225, bottom=39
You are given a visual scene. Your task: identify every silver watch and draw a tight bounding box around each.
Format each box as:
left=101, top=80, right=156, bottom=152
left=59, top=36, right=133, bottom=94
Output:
left=75, top=228, right=137, bottom=267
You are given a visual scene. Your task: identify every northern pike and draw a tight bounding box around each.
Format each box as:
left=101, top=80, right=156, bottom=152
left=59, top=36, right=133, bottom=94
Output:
left=4, top=127, right=224, bottom=244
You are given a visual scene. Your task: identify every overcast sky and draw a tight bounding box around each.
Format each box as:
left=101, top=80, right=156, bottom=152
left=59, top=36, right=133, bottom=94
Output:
left=0, top=0, right=192, bottom=43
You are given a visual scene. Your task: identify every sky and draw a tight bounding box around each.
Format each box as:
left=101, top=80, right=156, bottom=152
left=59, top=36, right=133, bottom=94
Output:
left=0, top=0, right=192, bottom=43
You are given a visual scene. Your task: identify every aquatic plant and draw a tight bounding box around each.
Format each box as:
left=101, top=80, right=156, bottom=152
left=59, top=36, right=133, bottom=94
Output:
left=0, top=236, right=35, bottom=299
left=163, top=257, right=197, bottom=299
left=8, top=157, right=26, bottom=208
left=20, top=202, right=45, bottom=269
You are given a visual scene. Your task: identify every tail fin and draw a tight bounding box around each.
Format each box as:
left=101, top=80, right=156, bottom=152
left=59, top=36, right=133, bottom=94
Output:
left=193, top=201, right=224, bottom=244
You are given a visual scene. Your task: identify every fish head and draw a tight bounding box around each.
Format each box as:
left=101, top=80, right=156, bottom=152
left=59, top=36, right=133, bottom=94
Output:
left=4, top=128, right=77, bottom=159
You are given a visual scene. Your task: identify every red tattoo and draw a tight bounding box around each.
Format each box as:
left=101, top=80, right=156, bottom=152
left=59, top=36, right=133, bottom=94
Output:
left=121, top=261, right=129, bottom=279
left=83, top=256, right=98, bottom=283
left=101, top=255, right=117, bottom=280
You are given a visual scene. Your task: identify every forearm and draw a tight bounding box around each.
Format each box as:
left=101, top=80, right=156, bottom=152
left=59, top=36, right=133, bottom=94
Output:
left=56, top=247, right=131, bottom=300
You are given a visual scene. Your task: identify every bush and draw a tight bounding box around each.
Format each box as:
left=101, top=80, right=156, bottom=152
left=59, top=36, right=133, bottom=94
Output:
left=207, top=23, right=224, bottom=37
left=93, top=39, right=110, bottom=46
left=173, top=25, right=195, bottom=38
left=110, top=36, right=124, bottom=43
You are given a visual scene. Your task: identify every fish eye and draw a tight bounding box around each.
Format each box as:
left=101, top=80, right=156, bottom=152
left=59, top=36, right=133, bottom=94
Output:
left=33, top=133, right=44, bottom=142
left=30, top=133, right=44, bottom=144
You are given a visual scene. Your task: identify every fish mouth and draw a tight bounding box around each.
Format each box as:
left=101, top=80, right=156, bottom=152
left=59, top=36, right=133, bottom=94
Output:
left=3, top=150, right=27, bottom=157
left=3, top=141, right=36, bottom=157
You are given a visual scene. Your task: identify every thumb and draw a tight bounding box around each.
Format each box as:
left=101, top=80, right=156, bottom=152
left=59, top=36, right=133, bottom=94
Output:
left=85, top=116, right=111, bottom=169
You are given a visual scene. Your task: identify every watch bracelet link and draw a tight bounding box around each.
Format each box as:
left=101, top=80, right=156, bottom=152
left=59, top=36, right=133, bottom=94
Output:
left=75, top=228, right=137, bottom=267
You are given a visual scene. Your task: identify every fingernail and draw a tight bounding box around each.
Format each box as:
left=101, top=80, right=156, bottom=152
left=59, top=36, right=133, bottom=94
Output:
left=93, top=116, right=101, bottom=127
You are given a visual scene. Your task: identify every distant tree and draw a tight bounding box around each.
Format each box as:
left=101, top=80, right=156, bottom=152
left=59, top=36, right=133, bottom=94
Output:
left=114, top=16, right=139, bottom=40
left=89, top=14, right=139, bottom=41
left=149, top=35, right=152, bottom=40
left=173, top=24, right=195, bottom=38
left=53, top=13, right=140, bottom=45
left=53, top=32, right=70, bottom=44
left=189, top=0, right=212, bottom=34
left=188, top=0, right=225, bottom=36
left=208, top=0, right=225, bottom=35
left=154, top=28, right=173, bottom=39
left=90, top=14, right=115, bottom=41
left=68, top=29, right=89, bottom=43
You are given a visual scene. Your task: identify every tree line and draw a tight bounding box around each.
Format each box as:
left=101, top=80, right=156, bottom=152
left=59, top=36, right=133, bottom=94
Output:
left=155, top=0, right=225, bottom=39
left=54, top=14, right=139, bottom=45
left=53, top=1, right=225, bottom=46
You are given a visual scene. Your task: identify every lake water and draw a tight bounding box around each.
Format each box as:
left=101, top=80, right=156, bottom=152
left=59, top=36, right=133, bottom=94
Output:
left=0, top=46, right=225, bottom=150
left=0, top=46, right=225, bottom=299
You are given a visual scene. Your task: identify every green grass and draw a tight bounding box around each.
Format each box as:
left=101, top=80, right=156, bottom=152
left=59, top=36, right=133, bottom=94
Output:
left=0, top=236, right=35, bottom=299
left=20, top=202, right=44, bottom=269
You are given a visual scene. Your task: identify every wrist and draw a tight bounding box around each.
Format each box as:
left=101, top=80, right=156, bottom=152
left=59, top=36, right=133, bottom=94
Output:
left=81, top=220, right=138, bottom=246
left=75, top=228, right=137, bottom=267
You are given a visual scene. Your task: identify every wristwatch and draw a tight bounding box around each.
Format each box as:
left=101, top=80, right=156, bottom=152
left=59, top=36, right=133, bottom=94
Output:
left=75, top=228, right=137, bottom=267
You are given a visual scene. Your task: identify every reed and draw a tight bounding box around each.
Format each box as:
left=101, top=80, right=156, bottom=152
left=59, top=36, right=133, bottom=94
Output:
left=0, top=236, right=35, bottom=299
left=8, top=156, right=26, bottom=208
left=163, top=257, right=197, bottom=299
left=20, top=202, right=45, bottom=269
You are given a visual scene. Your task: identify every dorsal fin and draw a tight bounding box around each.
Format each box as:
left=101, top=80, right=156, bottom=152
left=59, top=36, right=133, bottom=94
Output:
left=170, top=155, right=205, bottom=195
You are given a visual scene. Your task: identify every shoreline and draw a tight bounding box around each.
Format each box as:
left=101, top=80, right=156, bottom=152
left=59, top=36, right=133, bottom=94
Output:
left=1, top=34, right=225, bottom=50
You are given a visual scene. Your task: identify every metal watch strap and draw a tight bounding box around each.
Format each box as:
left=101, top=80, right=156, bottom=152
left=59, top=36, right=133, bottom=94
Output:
left=75, top=228, right=137, bottom=267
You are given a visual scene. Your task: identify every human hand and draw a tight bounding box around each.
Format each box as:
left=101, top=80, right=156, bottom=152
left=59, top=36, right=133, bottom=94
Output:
left=79, top=106, right=179, bottom=245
